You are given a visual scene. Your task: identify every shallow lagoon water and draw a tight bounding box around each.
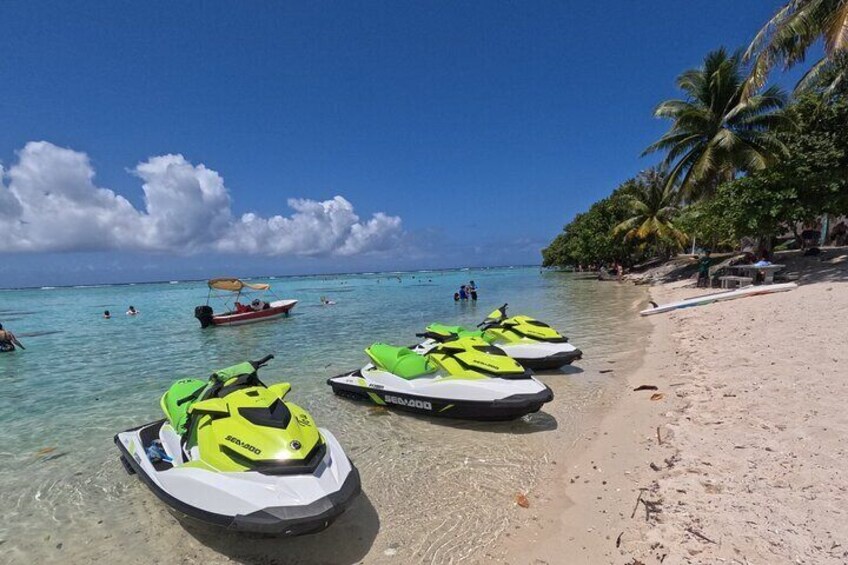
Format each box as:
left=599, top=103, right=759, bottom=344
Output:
left=0, top=268, right=647, bottom=564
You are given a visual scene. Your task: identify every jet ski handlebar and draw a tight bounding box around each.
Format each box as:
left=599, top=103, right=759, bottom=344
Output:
left=251, top=354, right=275, bottom=369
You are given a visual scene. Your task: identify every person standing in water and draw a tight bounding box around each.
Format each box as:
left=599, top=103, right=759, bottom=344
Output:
left=468, top=280, right=478, bottom=301
left=103, top=310, right=111, bottom=319
left=0, top=323, right=23, bottom=351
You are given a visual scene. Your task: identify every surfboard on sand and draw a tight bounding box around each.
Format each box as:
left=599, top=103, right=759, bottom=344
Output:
left=639, top=282, right=798, bottom=316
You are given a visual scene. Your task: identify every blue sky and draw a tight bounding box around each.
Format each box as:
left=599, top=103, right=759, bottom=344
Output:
left=0, top=1, right=798, bottom=286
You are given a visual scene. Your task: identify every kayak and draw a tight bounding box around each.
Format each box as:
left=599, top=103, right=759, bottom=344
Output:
left=640, top=282, right=798, bottom=316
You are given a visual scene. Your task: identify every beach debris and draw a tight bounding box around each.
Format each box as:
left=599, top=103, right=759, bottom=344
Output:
left=367, top=406, right=389, bottom=416
left=515, top=493, right=530, bottom=508
left=599, top=369, right=614, bottom=374
left=640, top=497, right=662, bottom=522
left=633, top=385, right=658, bottom=391
left=35, top=447, right=57, bottom=456
left=616, top=532, right=623, bottom=548
left=686, top=527, right=717, bottom=544
left=649, top=462, right=662, bottom=472
left=630, top=488, right=647, bottom=518
left=650, top=393, right=665, bottom=401
left=656, top=427, right=663, bottom=445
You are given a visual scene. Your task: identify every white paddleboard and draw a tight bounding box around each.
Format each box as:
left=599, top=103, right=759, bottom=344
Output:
left=640, top=282, right=798, bottom=316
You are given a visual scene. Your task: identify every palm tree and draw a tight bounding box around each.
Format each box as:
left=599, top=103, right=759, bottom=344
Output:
left=744, top=0, right=848, bottom=96
left=644, top=48, right=791, bottom=200
left=614, top=168, right=688, bottom=256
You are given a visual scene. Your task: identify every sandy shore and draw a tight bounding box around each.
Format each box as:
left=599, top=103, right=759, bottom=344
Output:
left=502, top=251, right=848, bottom=564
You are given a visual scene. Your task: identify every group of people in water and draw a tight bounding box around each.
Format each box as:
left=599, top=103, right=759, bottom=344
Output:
left=103, top=306, right=139, bottom=318
left=453, top=280, right=478, bottom=301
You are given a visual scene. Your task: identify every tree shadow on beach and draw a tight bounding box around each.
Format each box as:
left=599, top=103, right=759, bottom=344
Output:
left=534, top=365, right=584, bottom=376
left=780, top=247, right=848, bottom=284
left=179, top=492, right=380, bottom=565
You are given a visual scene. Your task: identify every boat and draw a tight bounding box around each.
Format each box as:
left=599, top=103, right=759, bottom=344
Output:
left=194, top=278, right=297, bottom=327
left=639, top=282, right=798, bottom=316
left=415, top=304, right=582, bottom=370
left=327, top=336, right=553, bottom=421
left=115, top=355, right=361, bottom=535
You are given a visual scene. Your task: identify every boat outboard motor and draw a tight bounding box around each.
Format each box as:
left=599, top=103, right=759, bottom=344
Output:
left=194, top=305, right=215, bottom=328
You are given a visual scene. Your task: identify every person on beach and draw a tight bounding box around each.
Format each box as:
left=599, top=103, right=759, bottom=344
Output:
left=468, top=280, right=478, bottom=301
left=126, top=306, right=138, bottom=315
left=459, top=285, right=468, bottom=300
left=103, top=310, right=111, bottom=319
left=697, top=250, right=712, bottom=288
left=453, top=292, right=460, bottom=302
left=754, top=249, right=772, bottom=267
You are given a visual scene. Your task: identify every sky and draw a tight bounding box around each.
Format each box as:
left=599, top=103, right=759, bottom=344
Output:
left=0, top=1, right=799, bottom=287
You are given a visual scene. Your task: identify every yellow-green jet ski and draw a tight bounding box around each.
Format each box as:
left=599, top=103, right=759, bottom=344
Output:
left=416, top=304, right=582, bottom=370
left=115, top=355, right=360, bottom=535
left=328, top=336, right=553, bottom=420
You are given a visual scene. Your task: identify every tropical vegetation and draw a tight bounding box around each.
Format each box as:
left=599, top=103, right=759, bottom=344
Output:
left=643, top=48, right=790, bottom=199
left=543, top=5, right=848, bottom=270
left=744, top=0, right=848, bottom=96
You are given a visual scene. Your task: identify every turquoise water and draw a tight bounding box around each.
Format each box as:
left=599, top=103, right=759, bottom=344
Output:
left=0, top=268, right=647, bottom=564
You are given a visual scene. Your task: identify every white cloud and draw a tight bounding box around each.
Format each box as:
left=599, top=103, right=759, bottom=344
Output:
left=0, top=141, right=402, bottom=256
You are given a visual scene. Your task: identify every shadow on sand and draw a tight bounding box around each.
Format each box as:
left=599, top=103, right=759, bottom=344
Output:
left=180, top=492, right=380, bottom=565
left=535, top=364, right=584, bottom=376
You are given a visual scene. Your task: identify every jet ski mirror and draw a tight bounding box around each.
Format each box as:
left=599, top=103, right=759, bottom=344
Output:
left=188, top=398, right=230, bottom=416
left=268, top=383, right=292, bottom=400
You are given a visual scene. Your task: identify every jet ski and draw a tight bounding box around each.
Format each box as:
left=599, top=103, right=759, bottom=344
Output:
left=416, top=304, right=582, bottom=370
left=115, top=355, right=361, bottom=535
left=327, top=337, right=553, bottom=421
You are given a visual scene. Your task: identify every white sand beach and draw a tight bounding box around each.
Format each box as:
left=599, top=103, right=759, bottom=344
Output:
left=501, top=250, right=848, bottom=564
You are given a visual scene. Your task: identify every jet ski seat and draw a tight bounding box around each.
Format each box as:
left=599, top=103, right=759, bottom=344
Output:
left=423, top=323, right=483, bottom=341
left=366, top=344, right=436, bottom=380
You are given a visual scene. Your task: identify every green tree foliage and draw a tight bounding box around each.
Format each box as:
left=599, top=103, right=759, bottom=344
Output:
left=614, top=167, right=688, bottom=256
left=701, top=93, right=848, bottom=242
left=745, top=0, right=848, bottom=96
left=675, top=199, right=736, bottom=251
left=541, top=182, right=638, bottom=268
left=644, top=48, right=791, bottom=199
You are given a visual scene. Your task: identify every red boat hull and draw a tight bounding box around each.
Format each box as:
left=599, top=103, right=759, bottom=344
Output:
left=211, top=300, right=297, bottom=326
